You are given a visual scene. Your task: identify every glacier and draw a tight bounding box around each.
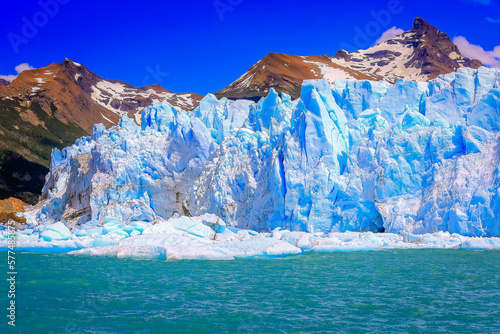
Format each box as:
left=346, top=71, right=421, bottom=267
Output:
left=2, top=66, right=500, bottom=259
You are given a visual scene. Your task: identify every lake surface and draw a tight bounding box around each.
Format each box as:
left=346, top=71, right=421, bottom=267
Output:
left=1, top=249, right=499, bottom=333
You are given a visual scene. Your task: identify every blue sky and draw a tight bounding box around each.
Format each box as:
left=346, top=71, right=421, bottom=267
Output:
left=1, top=0, right=499, bottom=95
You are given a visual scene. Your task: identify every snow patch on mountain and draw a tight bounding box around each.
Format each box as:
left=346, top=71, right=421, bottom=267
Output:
left=90, top=79, right=201, bottom=121
left=304, top=61, right=355, bottom=83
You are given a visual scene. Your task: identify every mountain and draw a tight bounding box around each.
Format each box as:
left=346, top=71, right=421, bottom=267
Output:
left=332, top=17, right=482, bottom=83
left=0, top=59, right=203, bottom=132
left=0, top=95, right=87, bottom=203
left=0, top=79, right=9, bottom=86
left=215, top=53, right=378, bottom=101
left=61, top=59, right=202, bottom=125
left=0, top=60, right=202, bottom=203
left=216, top=17, right=482, bottom=100
left=0, top=62, right=119, bottom=132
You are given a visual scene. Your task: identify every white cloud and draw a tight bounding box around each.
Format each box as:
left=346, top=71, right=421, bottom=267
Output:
left=0, top=63, right=35, bottom=82
left=453, top=36, right=500, bottom=68
left=375, top=27, right=404, bottom=45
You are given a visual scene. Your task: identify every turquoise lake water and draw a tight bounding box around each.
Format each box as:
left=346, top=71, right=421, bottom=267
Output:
left=1, top=250, right=499, bottom=333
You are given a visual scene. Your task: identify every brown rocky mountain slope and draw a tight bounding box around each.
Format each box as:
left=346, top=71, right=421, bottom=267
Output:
left=216, top=53, right=378, bottom=101
left=0, top=59, right=203, bottom=132
left=0, top=197, right=27, bottom=225
left=0, top=60, right=203, bottom=203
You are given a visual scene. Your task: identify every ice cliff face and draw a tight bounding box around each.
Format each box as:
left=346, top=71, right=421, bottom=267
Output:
left=33, top=67, right=500, bottom=237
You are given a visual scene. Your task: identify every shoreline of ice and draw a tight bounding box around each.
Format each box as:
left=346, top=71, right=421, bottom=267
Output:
left=1, top=214, right=499, bottom=260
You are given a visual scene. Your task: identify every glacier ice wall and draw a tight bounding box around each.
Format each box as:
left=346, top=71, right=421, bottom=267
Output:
left=33, top=67, right=500, bottom=237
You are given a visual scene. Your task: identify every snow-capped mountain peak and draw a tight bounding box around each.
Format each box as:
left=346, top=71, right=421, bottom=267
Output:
left=332, top=17, right=482, bottom=83
left=0, top=59, right=203, bottom=132
left=62, top=59, right=203, bottom=124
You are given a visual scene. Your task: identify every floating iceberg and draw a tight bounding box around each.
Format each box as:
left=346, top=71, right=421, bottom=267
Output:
left=2, top=67, right=500, bottom=259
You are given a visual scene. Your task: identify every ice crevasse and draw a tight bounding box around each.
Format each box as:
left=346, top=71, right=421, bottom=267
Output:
left=2, top=67, right=500, bottom=259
